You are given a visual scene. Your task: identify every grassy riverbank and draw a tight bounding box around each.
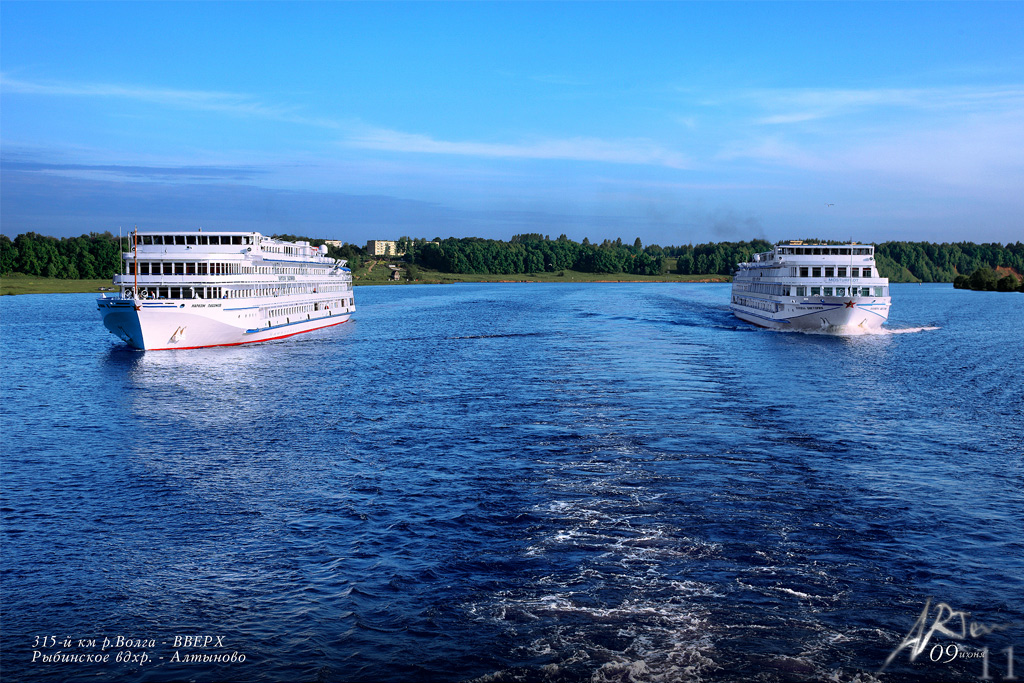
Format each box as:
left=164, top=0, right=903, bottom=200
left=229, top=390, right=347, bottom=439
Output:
left=1, top=269, right=730, bottom=295
left=352, top=260, right=730, bottom=285
left=1, top=273, right=115, bottom=296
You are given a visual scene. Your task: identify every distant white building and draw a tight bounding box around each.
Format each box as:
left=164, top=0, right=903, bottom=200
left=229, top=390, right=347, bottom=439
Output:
left=323, top=240, right=343, bottom=248
left=366, top=240, right=404, bottom=257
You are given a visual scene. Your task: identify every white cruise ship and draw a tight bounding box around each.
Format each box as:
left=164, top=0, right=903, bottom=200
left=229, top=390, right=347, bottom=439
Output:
left=97, top=230, right=354, bottom=350
left=730, top=241, right=890, bottom=333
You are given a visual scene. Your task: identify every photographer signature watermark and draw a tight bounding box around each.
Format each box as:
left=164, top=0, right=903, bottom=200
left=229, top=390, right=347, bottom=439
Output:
left=880, top=597, right=1019, bottom=679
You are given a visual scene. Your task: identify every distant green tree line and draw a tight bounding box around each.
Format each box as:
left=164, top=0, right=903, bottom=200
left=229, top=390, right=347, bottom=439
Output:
left=666, top=240, right=775, bottom=275
left=404, top=236, right=1024, bottom=283
left=874, top=241, right=1024, bottom=282
left=2, top=231, right=1022, bottom=283
left=413, top=234, right=668, bottom=276
left=953, top=268, right=1023, bottom=292
left=0, top=232, right=123, bottom=279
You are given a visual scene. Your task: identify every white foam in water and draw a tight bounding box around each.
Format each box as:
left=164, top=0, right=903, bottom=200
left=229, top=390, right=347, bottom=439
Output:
left=472, top=489, right=726, bottom=683
left=878, top=325, right=941, bottom=334
left=771, top=586, right=817, bottom=600
left=838, top=324, right=942, bottom=336
left=489, top=597, right=718, bottom=683
left=776, top=325, right=941, bottom=336
left=796, top=628, right=889, bottom=683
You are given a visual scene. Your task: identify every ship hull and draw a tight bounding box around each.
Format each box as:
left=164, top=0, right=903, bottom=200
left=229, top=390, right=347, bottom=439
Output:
left=731, top=298, right=890, bottom=333
left=99, top=299, right=350, bottom=350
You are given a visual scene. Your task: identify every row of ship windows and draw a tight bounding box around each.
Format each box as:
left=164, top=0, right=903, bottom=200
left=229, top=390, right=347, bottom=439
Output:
left=800, top=286, right=886, bottom=297
left=124, top=284, right=350, bottom=300
left=263, top=245, right=305, bottom=255
left=130, top=262, right=240, bottom=275
left=136, top=235, right=252, bottom=246
left=733, top=286, right=886, bottom=310
left=127, top=286, right=226, bottom=300
left=800, top=266, right=870, bottom=278
left=737, top=282, right=888, bottom=296
left=741, top=283, right=790, bottom=296
left=777, top=247, right=873, bottom=256
left=733, top=296, right=781, bottom=312
left=267, top=300, right=353, bottom=318
left=133, top=236, right=308, bottom=256
left=742, top=266, right=873, bottom=278
left=737, top=284, right=887, bottom=297
left=127, top=262, right=323, bottom=276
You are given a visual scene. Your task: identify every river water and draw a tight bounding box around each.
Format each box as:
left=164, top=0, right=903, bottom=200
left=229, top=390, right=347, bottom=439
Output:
left=2, top=283, right=1022, bottom=682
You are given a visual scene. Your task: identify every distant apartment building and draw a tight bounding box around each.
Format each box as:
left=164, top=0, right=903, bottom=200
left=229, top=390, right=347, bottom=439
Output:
left=323, top=240, right=343, bottom=248
left=366, top=240, right=404, bottom=257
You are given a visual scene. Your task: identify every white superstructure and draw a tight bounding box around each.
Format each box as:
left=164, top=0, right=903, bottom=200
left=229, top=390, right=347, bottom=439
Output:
left=97, top=230, right=354, bottom=350
left=730, top=241, right=890, bottom=333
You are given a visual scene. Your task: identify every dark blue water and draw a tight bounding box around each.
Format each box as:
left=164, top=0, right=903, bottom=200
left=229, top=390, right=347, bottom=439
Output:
left=2, top=283, right=1022, bottom=683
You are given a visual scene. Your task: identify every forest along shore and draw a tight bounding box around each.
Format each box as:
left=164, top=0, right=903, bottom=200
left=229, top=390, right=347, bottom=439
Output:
left=3, top=232, right=1021, bottom=294
left=0, top=271, right=731, bottom=296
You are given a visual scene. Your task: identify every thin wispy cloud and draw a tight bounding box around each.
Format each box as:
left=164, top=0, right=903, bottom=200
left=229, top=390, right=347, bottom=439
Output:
left=0, top=74, right=300, bottom=120
left=3, top=74, right=687, bottom=169
left=838, top=116, right=1024, bottom=190
left=744, top=85, right=1024, bottom=125
left=704, top=83, right=1024, bottom=193
left=717, top=110, right=1024, bottom=192
left=2, top=158, right=265, bottom=183
left=344, top=127, right=691, bottom=169
left=0, top=74, right=351, bottom=131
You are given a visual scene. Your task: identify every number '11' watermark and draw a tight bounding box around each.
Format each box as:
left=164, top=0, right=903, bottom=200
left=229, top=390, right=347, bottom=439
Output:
left=978, top=646, right=1017, bottom=681
left=932, top=645, right=1018, bottom=680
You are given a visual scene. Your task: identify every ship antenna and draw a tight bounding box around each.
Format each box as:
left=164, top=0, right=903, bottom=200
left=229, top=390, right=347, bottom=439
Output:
left=849, top=236, right=854, bottom=296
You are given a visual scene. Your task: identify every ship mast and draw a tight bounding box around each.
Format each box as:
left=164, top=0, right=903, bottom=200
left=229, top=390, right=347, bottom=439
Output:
left=133, top=226, right=138, bottom=298
left=849, top=237, right=854, bottom=297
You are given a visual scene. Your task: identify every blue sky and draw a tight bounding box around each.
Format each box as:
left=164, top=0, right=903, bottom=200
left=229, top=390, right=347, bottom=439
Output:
left=2, top=2, right=1022, bottom=245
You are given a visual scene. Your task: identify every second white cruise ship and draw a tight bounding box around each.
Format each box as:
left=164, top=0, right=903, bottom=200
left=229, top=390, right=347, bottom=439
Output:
left=731, top=241, right=891, bottom=333
left=97, top=230, right=355, bottom=350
